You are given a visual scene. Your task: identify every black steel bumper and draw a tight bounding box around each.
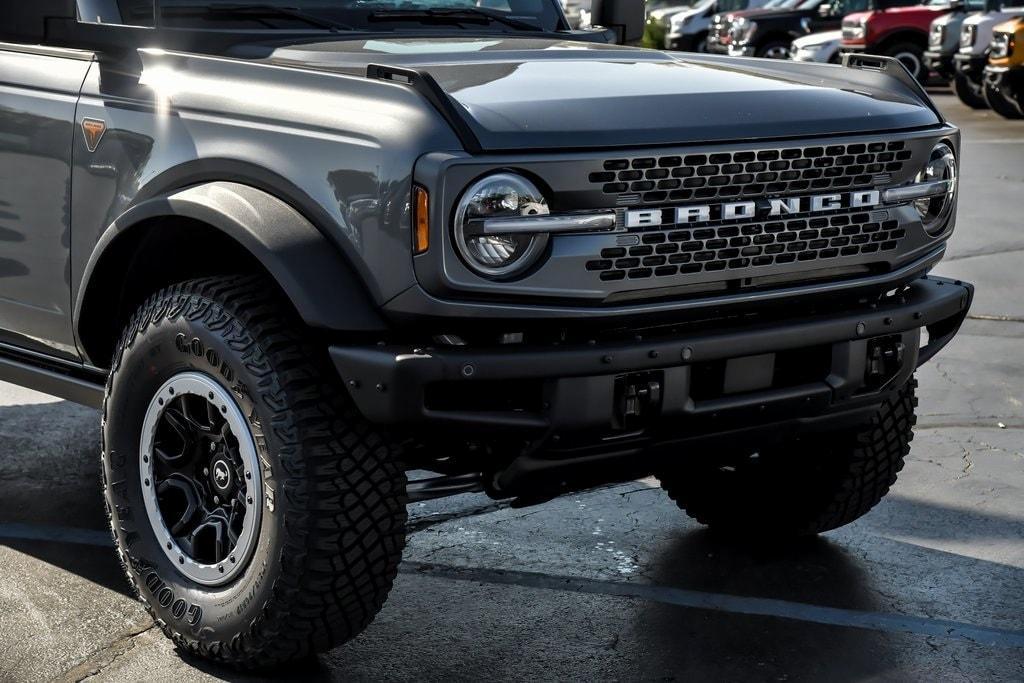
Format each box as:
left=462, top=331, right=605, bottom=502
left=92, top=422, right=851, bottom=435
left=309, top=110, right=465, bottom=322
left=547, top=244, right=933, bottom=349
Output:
left=954, top=52, right=987, bottom=78
left=332, top=276, right=972, bottom=439
left=924, top=50, right=955, bottom=78
left=984, top=64, right=1024, bottom=90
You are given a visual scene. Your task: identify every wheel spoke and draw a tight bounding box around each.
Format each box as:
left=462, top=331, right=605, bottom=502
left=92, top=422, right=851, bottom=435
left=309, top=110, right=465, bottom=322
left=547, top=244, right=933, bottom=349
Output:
left=156, top=475, right=201, bottom=536
left=188, top=511, right=230, bottom=564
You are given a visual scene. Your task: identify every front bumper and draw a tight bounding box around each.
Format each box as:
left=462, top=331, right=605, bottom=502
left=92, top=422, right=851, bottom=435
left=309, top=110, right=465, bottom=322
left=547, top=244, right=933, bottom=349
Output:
left=924, top=50, right=955, bottom=78
left=727, top=44, right=757, bottom=57
left=985, top=64, right=1024, bottom=88
left=333, top=276, right=972, bottom=437
left=665, top=33, right=701, bottom=51
left=954, top=52, right=987, bottom=78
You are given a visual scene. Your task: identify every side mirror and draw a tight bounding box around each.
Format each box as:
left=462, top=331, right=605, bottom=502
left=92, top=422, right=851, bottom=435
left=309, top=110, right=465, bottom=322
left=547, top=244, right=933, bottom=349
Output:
left=591, top=0, right=646, bottom=44
left=818, top=3, right=833, bottom=18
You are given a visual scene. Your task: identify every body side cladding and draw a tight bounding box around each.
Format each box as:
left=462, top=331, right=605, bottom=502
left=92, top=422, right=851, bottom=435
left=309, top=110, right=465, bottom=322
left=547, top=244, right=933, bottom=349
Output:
left=75, top=181, right=386, bottom=366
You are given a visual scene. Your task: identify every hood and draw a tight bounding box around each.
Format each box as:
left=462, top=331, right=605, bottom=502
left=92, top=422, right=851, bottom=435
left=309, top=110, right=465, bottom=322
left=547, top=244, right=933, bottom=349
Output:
left=719, top=7, right=787, bottom=21
left=792, top=29, right=842, bottom=47
left=660, top=2, right=713, bottom=22
left=870, top=5, right=951, bottom=18
left=244, top=37, right=940, bottom=151
left=743, top=8, right=818, bottom=22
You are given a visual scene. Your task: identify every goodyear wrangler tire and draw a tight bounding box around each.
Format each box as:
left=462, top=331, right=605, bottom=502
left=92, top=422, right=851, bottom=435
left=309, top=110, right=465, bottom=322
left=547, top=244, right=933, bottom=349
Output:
left=656, top=378, right=917, bottom=536
left=102, top=275, right=407, bottom=668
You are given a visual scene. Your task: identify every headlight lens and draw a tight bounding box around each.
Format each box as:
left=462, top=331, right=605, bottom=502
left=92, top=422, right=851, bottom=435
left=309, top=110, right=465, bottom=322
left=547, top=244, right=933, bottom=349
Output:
left=843, top=18, right=867, bottom=41
left=670, top=13, right=693, bottom=31
left=914, top=143, right=957, bottom=236
left=453, top=173, right=549, bottom=278
left=929, top=23, right=945, bottom=49
left=991, top=33, right=1012, bottom=60
left=960, top=24, right=976, bottom=50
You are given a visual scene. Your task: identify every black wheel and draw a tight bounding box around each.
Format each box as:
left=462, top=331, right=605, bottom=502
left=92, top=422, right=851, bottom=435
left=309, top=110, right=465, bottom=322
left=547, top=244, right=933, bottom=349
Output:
left=883, top=42, right=925, bottom=81
left=952, top=72, right=988, bottom=109
left=693, top=31, right=709, bottom=53
left=102, top=275, right=407, bottom=668
left=756, top=41, right=790, bottom=60
left=656, top=379, right=917, bottom=537
left=984, top=81, right=1024, bottom=119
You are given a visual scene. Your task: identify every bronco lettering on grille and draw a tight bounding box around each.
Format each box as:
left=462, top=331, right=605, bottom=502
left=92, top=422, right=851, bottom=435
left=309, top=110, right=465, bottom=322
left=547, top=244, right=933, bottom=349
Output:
left=625, top=190, right=882, bottom=228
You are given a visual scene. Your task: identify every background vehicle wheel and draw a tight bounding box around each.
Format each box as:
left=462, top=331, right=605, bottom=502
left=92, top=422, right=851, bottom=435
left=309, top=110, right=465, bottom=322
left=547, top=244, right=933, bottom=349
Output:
left=984, top=81, right=1024, bottom=119
left=952, top=73, right=988, bottom=109
left=693, top=31, right=709, bottom=53
left=756, top=41, right=790, bottom=59
left=883, top=43, right=925, bottom=81
left=656, top=379, right=917, bottom=537
left=102, top=275, right=407, bottom=668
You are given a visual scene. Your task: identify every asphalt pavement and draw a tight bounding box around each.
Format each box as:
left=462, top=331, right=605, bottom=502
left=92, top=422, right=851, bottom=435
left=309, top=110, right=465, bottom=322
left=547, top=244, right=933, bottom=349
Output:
left=0, top=91, right=1022, bottom=682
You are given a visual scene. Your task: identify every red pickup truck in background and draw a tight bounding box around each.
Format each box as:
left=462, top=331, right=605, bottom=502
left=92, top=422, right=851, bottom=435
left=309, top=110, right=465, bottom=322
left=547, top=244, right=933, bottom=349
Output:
left=840, top=0, right=957, bottom=80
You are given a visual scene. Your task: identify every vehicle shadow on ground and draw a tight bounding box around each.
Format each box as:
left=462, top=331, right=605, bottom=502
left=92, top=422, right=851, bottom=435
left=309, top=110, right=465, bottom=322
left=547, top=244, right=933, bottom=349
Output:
left=638, top=531, right=899, bottom=681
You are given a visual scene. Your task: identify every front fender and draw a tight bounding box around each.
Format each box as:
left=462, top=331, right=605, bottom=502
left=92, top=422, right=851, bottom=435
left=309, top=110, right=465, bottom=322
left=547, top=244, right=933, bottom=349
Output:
left=75, top=182, right=386, bottom=361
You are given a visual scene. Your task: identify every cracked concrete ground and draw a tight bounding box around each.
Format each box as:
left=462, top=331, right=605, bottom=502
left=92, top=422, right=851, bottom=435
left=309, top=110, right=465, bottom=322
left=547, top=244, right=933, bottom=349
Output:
left=0, top=93, right=1022, bottom=682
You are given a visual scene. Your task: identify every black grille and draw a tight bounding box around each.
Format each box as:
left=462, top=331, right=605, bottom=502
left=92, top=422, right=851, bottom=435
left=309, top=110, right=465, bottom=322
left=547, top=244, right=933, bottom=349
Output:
left=585, top=211, right=904, bottom=282
left=588, top=141, right=911, bottom=206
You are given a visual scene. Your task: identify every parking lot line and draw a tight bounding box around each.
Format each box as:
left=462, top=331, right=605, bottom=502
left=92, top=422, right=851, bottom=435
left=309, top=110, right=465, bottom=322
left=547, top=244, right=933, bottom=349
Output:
left=0, top=522, right=111, bottom=547
left=404, top=562, right=1024, bottom=649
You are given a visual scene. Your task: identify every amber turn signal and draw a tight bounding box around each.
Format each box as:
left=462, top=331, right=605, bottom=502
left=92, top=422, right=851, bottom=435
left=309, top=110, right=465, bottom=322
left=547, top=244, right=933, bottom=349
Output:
left=413, top=186, right=430, bottom=254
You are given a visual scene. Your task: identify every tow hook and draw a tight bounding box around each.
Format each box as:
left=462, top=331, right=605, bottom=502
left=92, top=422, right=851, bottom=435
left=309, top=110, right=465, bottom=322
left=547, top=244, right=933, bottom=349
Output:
left=614, top=371, right=663, bottom=430
left=865, top=336, right=905, bottom=389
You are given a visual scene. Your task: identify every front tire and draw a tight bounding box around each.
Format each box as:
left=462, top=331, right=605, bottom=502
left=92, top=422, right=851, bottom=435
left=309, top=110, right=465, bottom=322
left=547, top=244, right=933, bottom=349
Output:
left=952, top=72, right=988, bottom=109
left=756, top=41, right=790, bottom=60
left=102, top=276, right=407, bottom=668
left=984, top=81, right=1024, bottom=119
left=883, top=43, right=925, bottom=82
left=656, top=379, right=917, bottom=537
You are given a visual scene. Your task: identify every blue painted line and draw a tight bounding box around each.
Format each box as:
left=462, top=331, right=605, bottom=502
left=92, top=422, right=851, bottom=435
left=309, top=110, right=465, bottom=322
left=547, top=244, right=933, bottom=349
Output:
left=404, top=562, right=1024, bottom=649
left=0, top=523, right=112, bottom=547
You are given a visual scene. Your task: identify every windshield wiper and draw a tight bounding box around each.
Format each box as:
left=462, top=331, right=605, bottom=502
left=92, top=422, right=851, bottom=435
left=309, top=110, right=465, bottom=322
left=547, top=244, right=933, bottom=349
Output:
left=368, top=8, right=543, bottom=32
left=159, top=4, right=355, bottom=32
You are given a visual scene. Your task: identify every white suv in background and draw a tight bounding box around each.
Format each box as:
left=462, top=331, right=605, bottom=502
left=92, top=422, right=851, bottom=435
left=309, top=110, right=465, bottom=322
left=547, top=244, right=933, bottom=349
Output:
left=790, top=29, right=844, bottom=62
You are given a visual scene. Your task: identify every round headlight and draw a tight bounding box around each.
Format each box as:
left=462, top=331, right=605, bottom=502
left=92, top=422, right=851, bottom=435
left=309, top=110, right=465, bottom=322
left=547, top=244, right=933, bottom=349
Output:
left=914, top=142, right=957, bottom=236
left=453, top=173, right=549, bottom=278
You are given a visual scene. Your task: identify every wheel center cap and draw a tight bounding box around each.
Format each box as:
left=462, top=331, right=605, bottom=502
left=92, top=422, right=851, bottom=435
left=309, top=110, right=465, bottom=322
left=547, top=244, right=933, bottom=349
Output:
left=211, top=459, right=232, bottom=493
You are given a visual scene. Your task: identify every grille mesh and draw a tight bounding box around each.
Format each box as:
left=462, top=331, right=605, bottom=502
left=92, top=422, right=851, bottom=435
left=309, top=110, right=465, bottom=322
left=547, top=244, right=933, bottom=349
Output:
left=588, top=141, right=911, bottom=206
left=585, top=211, right=905, bottom=282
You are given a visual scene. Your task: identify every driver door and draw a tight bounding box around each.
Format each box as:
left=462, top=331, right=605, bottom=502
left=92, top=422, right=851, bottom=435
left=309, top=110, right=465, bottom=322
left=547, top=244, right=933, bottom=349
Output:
left=0, top=44, right=93, bottom=359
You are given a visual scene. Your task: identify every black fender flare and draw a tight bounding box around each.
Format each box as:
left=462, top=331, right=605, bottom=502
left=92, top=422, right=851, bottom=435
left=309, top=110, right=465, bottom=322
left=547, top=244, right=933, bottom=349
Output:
left=75, top=182, right=385, bottom=363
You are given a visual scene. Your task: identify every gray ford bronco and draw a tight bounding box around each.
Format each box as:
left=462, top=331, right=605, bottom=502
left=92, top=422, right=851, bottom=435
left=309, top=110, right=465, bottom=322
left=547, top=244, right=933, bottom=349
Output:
left=1, top=0, right=971, bottom=668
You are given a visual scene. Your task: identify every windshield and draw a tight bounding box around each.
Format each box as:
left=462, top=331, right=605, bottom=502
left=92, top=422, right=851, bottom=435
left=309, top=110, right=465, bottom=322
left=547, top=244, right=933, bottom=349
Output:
left=92, top=0, right=566, bottom=32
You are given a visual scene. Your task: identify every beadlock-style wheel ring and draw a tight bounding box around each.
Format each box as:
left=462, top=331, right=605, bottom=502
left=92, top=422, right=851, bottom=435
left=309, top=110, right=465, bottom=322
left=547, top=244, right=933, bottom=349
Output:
left=139, top=372, right=263, bottom=586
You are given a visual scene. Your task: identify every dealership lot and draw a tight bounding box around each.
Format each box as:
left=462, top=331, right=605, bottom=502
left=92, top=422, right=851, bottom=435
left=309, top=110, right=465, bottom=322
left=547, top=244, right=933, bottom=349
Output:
left=0, top=92, right=1022, bottom=682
